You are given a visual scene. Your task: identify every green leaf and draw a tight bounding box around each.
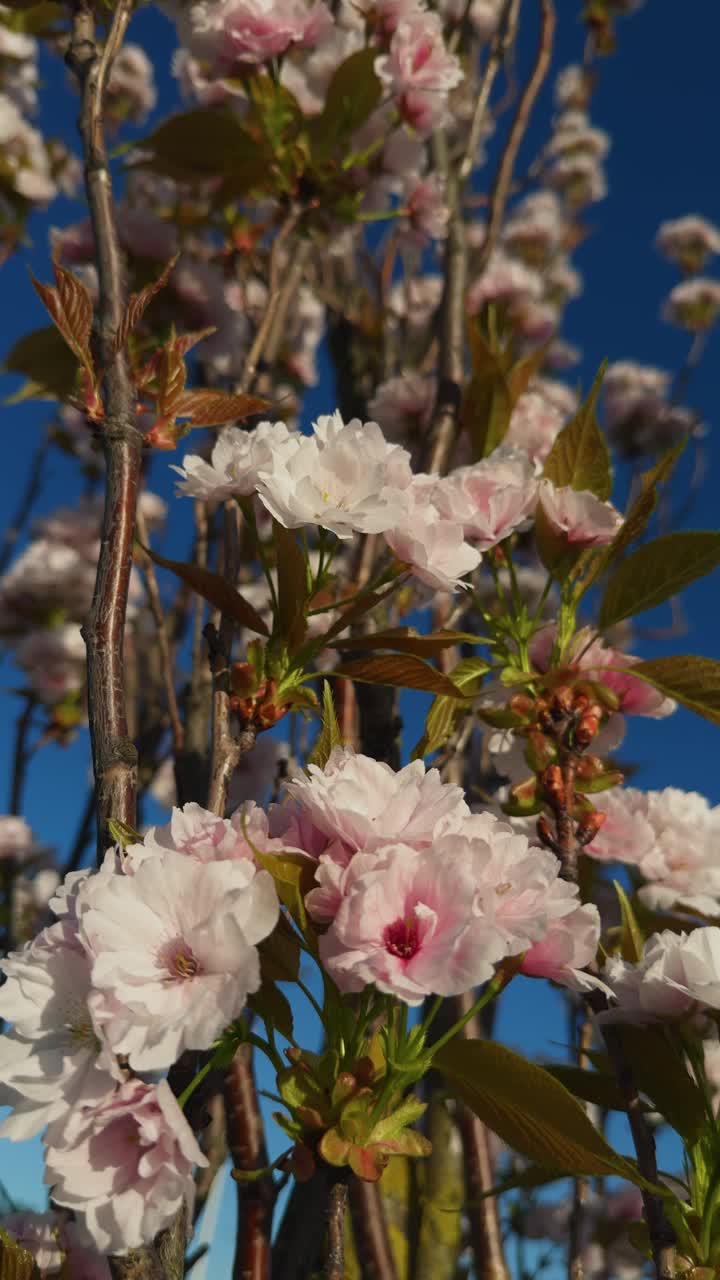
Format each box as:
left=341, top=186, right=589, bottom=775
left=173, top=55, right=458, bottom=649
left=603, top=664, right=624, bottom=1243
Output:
left=543, top=363, right=612, bottom=500
left=544, top=1063, right=641, bottom=1113
left=131, top=109, right=269, bottom=191
left=628, top=655, right=720, bottom=726
left=613, top=881, right=645, bottom=963
left=307, top=680, right=342, bottom=770
left=0, top=1229, right=42, bottom=1279
left=599, top=531, right=720, bottom=629
left=332, top=627, right=486, bottom=658
left=309, top=49, right=382, bottom=153
left=461, top=367, right=513, bottom=460
left=253, top=846, right=315, bottom=932
left=611, top=1025, right=707, bottom=1145
left=578, top=440, right=685, bottom=595
left=141, top=545, right=270, bottom=637
left=258, top=921, right=301, bottom=984
left=3, top=324, right=78, bottom=402
left=248, top=979, right=294, bottom=1042
left=370, top=1096, right=427, bottom=1146
left=108, top=818, right=143, bottom=849
left=332, top=654, right=463, bottom=697
left=412, top=657, right=489, bottom=758
left=435, top=1038, right=650, bottom=1184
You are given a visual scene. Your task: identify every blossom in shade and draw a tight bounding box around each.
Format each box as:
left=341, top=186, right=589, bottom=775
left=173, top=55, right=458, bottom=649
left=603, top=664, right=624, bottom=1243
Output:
left=548, top=110, right=610, bottom=162
left=78, top=850, right=278, bottom=1070
left=662, top=277, right=720, bottom=331
left=106, top=44, right=157, bottom=126
left=536, top=479, right=623, bottom=549
left=319, top=843, right=508, bottom=1003
left=546, top=153, right=607, bottom=207
left=367, top=371, right=435, bottom=443
left=554, top=64, right=590, bottom=110
left=255, top=412, right=413, bottom=540
left=0, top=1211, right=110, bottom=1278
left=0, top=815, right=37, bottom=862
left=375, top=12, right=463, bottom=133
left=602, top=928, right=720, bottom=1021
left=588, top=785, right=720, bottom=918
left=520, top=903, right=602, bottom=991
left=44, top=1079, right=207, bottom=1255
left=181, top=0, right=332, bottom=69
left=172, top=421, right=295, bottom=501
left=655, top=215, right=720, bottom=274
left=0, top=921, right=119, bottom=1140
left=466, top=249, right=543, bottom=316
left=434, top=449, right=538, bottom=550
left=503, top=389, right=566, bottom=462
left=15, top=624, right=86, bottom=705
left=502, top=192, right=565, bottom=264
left=384, top=474, right=481, bottom=591
left=400, top=174, right=449, bottom=244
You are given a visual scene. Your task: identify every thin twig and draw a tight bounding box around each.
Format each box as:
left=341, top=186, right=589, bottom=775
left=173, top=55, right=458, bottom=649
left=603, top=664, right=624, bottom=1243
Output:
left=0, top=436, right=49, bottom=575
left=9, top=695, right=35, bottom=816
left=325, top=1176, right=350, bottom=1280
left=63, top=787, right=97, bottom=875
left=459, top=0, right=522, bottom=182
left=348, top=1181, right=398, bottom=1280
left=240, top=208, right=305, bottom=392
left=136, top=509, right=184, bottom=755
left=473, top=0, right=557, bottom=279
left=67, top=0, right=143, bottom=859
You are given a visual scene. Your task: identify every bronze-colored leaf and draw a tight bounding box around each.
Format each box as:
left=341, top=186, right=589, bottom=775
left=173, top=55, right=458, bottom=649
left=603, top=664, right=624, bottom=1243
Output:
left=628, top=655, right=720, bottom=726
left=142, top=545, right=270, bottom=636
left=172, top=389, right=270, bottom=427
left=332, top=654, right=462, bottom=697
left=333, top=627, right=486, bottom=658
left=114, top=254, right=180, bottom=354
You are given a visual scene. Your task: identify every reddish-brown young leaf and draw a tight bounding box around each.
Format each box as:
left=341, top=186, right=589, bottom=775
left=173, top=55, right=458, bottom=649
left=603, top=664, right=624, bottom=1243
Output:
left=141, top=544, right=270, bottom=636
left=30, top=267, right=94, bottom=373
left=113, top=253, right=180, bottom=355
left=332, top=654, right=463, bottom=697
left=172, top=388, right=270, bottom=427
left=332, top=626, right=485, bottom=658
left=156, top=341, right=187, bottom=416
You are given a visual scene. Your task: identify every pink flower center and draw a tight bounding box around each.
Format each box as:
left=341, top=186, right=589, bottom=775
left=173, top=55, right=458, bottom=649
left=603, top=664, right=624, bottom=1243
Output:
left=384, top=912, right=420, bottom=959
left=158, top=938, right=201, bottom=981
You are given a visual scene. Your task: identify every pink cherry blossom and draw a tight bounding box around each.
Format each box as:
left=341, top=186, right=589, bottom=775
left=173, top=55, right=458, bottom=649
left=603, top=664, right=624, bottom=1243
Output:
left=0, top=920, right=119, bottom=1140
left=655, top=214, right=720, bottom=273
left=434, top=449, right=538, bottom=550
left=367, top=371, right=436, bottom=443
left=183, top=0, right=333, bottom=69
left=520, top=903, right=602, bottom=990
left=124, top=800, right=271, bottom=870
left=466, top=249, right=544, bottom=317
left=537, top=479, right=623, bottom=548
left=588, top=786, right=720, bottom=917
left=78, top=850, right=278, bottom=1070
left=603, top=928, right=720, bottom=1021
left=319, top=843, right=508, bottom=1003
left=0, top=1211, right=110, bottom=1278
left=172, top=420, right=296, bottom=502
left=276, top=746, right=468, bottom=861
left=503, top=389, right=566, bottom=462
left=400, top=174, right=449, bottom=244
left=375, top=13, right=463, bottom=134
left=662, top=277, right=720, bottom=331
left=0, top=815, right=38, bottom=862
left=15, top=624, right=86, bottom=705
left=44, top=1078, right=207, bottom=1255
left=384, top=474, right=481, bottom=591
left=106, top=44, right=157, bottom=126
left=255, top=412, right=412, bottom=540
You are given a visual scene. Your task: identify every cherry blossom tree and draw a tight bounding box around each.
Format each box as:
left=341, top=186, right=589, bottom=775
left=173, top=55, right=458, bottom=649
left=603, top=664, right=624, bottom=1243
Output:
left=0, top=0, right=719, bottom=1278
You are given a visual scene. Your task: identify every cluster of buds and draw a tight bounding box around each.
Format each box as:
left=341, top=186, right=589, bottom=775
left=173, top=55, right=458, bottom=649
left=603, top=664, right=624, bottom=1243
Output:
left=486, top=682, right=624, bottom=856
left=273, top=1047, right=430, bottom=1184
left=229, top=661, right=289, bottom=731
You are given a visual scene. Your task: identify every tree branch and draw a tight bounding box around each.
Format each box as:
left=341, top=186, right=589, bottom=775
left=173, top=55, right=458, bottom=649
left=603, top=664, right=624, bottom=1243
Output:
left=67, top=0, right=143, bottom=859
left=473, top=0, right=556, bottom=279
left=325, top=1175, right=350, bottom=1280
left=225, top=1045, right=274, bottom=1280
left=136, top=508, right=184, bottom=756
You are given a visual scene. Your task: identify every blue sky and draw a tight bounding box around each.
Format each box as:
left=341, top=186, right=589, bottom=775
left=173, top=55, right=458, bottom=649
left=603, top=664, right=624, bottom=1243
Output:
left=0, top=0, right=719, bottom=1273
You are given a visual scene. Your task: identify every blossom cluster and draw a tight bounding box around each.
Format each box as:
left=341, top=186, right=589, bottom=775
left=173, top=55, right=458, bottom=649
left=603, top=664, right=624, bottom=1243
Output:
left=0, top=491, right=165, bottom=711
left=173, top=410, right=623, bottom=593
left=0, top=805, right=279, bottom=1253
